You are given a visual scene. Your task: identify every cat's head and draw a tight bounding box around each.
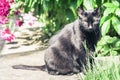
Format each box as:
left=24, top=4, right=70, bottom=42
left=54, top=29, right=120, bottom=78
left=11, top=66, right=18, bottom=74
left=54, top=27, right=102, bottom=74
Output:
left=78, top=7, right=100, bottom=32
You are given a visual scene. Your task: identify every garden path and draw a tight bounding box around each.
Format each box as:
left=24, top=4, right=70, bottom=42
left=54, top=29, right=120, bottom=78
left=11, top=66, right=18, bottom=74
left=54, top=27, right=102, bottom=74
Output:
left=0, top=48, right=120, bottom=80
left=0, top=50, right=83, bottom=80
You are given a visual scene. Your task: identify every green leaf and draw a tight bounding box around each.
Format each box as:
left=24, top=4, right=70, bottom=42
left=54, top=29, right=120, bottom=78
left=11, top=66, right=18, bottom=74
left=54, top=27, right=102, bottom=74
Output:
left=97, top=36, right=110, bottom=45
left=115, top=40, right=120, bottom=47
left=83, top=0, right=94, bottom=10
left=112, top=16, right=120, bottom=35
left=115, top=8, right=120, bottom=17
left=106, top=36, right=117, bottom=44
left=96, top=46, right=103, bottom=52
left=101, top=20, right=110, bottom=36
left=101, top=46, right=110, bottom=56
left=112, top=0, right=119, bottom=7
left=28, top=0, right=33, bottom=7
left=43, top=2, right=48, bottom=11
left=103, top=8, right=116, bottom=16
left=103, top=3, right=117, bottom=8
left=69, top=0, right=77, bottom=17
left=100, top=16, right=106, bottom=26
left=77, top=0, right=83, bottom=8
left=69, top=6, right=77, bottom=18
left=110, top=51, right=118, bottom=56
left=113, top=47, right=120, bottom=51
left=31, top=0, right=37, bottom=8
left=103, top=45, right=110, bottom=51
left=100, top=15, right=111, bottom=26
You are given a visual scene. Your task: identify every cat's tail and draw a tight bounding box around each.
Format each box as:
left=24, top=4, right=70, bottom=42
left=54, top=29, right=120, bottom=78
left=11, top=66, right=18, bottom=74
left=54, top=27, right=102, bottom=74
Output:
left=12, top=64, right=47, bottom=72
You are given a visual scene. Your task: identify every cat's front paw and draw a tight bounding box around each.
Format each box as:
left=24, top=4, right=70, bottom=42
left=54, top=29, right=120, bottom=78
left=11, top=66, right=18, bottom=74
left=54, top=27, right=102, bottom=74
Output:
left=48, top=70, right=59, bottom=75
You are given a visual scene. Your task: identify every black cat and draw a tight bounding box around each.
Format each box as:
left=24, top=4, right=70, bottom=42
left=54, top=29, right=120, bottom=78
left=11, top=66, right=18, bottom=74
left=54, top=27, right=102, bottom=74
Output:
left=12, top=7, right=101, bottom=75
left=44, top=7, right=101, bottom=75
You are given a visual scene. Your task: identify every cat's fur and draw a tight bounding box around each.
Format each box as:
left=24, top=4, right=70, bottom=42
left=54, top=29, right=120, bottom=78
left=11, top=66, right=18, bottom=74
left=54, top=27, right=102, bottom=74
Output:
left=12, top=7, right=101, bottom=75
left=44, top=7, right=100, bottom=75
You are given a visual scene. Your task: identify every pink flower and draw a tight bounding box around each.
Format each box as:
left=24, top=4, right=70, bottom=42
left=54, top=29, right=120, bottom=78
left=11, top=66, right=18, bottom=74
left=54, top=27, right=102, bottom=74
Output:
left=21, top=12, right=37, bottom=26
left=0, top=16, right=8, bottom=24
left=0, top=28, right=15, bottom=42
left=0, top=0, right=10, bottom=16
left=14, top=10, right=20, bottom=15
left=16, top=19, right=23, bottom=27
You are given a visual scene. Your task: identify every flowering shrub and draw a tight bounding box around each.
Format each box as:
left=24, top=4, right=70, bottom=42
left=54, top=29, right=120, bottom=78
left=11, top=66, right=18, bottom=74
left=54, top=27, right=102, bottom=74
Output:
left=0, top=0, right=39, bottom=42
left=0, top=28, right=14, bottom=42
left=0, top=0, right=10, bottom=17
left=21, top=12, right=37, bottom=26
left=16, top=19, right=23, bottom=27
left=0, top=0, right=10, bottom=24
left=0, top=0, right=23, bottom=42
left=0, top=16, right=8, bottom=24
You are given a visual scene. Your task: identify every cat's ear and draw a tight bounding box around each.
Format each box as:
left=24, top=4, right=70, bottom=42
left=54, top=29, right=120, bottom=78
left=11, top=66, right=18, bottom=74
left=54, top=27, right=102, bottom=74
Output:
left=77, top=7, right=84, bottom=16
left=94, top=7, right=100, bottom=16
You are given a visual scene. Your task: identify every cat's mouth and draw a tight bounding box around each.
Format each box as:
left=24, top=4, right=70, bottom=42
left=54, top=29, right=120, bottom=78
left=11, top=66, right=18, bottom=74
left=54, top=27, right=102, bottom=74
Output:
left=80, top=25, right=94, bottom=32
left=87, top=28, right=94, bottom=31
left=84, top=27, right=94, bottom=32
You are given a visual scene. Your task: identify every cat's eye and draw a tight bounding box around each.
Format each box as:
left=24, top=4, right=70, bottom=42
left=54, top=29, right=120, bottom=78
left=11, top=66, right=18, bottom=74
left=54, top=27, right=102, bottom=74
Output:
left=93, top=17, right=100, bottom=21
left=84, top=12, right=88, bottom=16
left=92, top=12, right=100, bottom=17
left=81, top=12, right=88, bottom=16
left=93, top=21, right=99, bottom=25
left=92, top=12, right=97, bottom=16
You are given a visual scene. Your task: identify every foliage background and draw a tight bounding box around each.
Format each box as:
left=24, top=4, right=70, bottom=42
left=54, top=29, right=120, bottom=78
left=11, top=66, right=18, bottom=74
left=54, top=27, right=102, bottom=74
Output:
left=15, top=0, right=120, bottom=56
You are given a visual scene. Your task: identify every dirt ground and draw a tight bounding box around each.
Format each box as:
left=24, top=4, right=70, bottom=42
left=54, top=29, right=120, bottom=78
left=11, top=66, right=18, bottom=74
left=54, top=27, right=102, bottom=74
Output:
left=0, top=50, right=83, bottom=80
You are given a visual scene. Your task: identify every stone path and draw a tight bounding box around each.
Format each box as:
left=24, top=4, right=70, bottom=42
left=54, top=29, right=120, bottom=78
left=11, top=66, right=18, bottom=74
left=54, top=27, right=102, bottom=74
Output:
left=0, top=50, right=82, bottom=80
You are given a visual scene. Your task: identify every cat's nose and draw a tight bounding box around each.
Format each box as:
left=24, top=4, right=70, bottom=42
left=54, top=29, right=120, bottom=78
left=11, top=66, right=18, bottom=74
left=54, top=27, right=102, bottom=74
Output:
left=89, top=25, right=92, bottom=29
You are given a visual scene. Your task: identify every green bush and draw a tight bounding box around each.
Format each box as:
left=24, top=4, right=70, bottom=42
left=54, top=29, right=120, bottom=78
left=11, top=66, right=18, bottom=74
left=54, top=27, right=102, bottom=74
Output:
left=96, top=36, right=120, bottom=56
left=96, top=0, right=120, bottom=56
left=100, top=1, right=120, bottom=36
